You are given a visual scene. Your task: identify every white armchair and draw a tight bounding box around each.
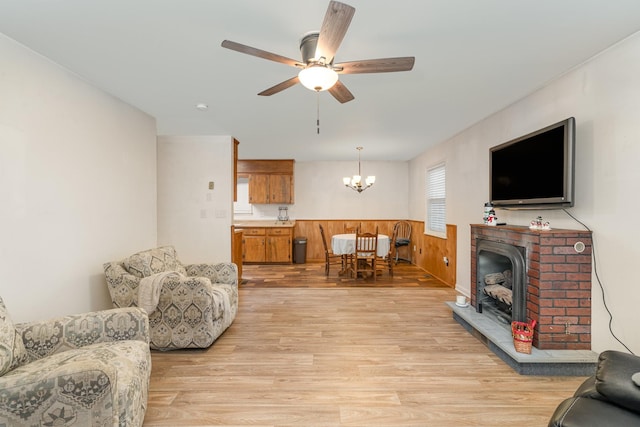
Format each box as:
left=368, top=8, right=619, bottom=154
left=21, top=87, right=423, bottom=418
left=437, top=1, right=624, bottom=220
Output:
left=103, top=246, right=238, bottom=350
left=0, top=298, right=151, bottom=426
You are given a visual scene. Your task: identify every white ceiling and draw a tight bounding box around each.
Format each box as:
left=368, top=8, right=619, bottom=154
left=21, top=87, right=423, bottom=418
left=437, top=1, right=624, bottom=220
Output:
left=2, top=1, right=640, bottom=161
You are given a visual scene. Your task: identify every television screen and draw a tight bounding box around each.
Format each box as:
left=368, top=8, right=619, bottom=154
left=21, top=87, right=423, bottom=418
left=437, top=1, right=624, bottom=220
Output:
left=490, top=117, right=575, bottom=208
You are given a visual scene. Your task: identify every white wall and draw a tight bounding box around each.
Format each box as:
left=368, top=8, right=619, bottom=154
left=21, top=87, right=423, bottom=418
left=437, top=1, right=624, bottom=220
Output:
left=0, top=34, right=158, bottom=322
left=237, top=161, right=410, bottom=220
left=409, top=31, right=640, bottom=354
left=157, top=136, right=234, bottom=263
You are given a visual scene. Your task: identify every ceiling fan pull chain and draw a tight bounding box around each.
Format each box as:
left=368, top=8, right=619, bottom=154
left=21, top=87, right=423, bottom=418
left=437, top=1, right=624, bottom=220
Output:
left=317, top=91, right=321, bottom=134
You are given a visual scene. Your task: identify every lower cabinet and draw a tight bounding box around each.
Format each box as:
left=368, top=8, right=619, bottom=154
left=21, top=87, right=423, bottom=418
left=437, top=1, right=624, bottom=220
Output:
left=242, top=227, right=292, bottom=263
left=243, top=229, right=266, bottom=262
left=231, top=227, right=243, bottom=279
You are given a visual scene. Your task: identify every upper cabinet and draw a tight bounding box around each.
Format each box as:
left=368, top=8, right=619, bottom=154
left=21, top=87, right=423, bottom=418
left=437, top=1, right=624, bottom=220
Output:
left=238, top=159, right=295, bottom=204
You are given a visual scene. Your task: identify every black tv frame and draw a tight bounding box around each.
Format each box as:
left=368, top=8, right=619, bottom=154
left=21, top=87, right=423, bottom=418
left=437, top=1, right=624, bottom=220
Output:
left=489, top=117, right=575, bottom=209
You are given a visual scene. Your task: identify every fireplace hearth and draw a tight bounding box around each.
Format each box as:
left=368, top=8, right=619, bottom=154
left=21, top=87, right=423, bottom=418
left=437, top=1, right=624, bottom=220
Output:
left=449, top=302, right=597, bottom=375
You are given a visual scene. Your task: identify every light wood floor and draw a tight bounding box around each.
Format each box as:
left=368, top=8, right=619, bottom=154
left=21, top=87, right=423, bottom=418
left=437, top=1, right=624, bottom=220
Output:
left=144, top=263, right=585, bottom=426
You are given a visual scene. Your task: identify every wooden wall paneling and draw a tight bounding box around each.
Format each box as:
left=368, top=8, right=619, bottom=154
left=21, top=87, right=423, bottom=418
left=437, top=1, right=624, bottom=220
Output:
left=409, top=221, right=456, bottom=288
left=292, top=221, right=321, bottom=262
left=410, top=221, right=425, bottom=268
left=326, top=221, right=345, bottom=239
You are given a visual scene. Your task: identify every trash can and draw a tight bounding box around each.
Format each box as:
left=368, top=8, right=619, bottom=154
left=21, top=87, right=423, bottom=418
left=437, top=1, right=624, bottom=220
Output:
left=293, top=236, right=307, bottom=264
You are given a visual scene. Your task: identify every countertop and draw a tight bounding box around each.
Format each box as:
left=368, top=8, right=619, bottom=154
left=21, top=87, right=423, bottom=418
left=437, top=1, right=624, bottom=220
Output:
left=234, top=220, right=296, bottom=228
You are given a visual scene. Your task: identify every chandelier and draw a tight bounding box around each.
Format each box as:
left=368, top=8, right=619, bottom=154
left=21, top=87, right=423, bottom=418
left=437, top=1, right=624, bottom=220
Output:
left=343, top=147, right=375, bottom=193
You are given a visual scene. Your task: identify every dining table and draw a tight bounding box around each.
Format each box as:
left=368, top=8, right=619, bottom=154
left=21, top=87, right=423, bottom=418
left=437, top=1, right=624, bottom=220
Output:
left=331, top=233, right=390, bottom=258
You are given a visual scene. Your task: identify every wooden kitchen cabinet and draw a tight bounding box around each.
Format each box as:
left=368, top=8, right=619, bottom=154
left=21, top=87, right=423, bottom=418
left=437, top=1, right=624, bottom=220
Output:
left=239, top=160, right=294, bottom=204
left=241, top=227, right=292, bottom=264
left=231, top=226, right=243, bottom=280
left=249, top=174, right=293, bottom=204
left=266, top=228, right=292, bottom=263
left=242, top=228, right=267, bottom=263
left=268, top=175, right=293, bottom=204
left=248, top=174, right=269, bottom=204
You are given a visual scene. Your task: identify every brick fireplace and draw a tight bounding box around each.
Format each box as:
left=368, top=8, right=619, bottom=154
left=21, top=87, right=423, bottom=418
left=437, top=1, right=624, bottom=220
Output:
left=471, top=224, right=592, bottom=350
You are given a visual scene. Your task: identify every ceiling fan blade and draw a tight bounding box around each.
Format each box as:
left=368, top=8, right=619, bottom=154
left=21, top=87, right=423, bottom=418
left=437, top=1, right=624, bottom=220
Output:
left=258, top=76, right=300, bottom=96
left=221, top=40, right=304, bottom=68
left=315, top=1, right=355, bottom=64
left=335, top=57, right=415, bottom=74
left=328, top=80, right=355, bottom=103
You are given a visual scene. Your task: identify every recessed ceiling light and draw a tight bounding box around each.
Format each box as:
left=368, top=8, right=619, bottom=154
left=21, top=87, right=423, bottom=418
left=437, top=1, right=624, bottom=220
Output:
left=195, top=103, right=208, bottom=111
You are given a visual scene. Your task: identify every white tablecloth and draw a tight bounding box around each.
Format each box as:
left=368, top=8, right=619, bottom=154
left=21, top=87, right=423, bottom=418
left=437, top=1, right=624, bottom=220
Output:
left=331, top=233, right=390, bottom=257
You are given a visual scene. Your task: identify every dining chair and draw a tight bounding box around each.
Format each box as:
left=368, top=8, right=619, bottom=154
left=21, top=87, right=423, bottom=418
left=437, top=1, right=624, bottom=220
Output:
left=378, top=224, right=398, bottom=277
left=394, top=221, right=412, bottom=263
left=343, top=223, right=361, bottom=234
left=318, top=224, right=344, bottom=276
left=353, top=228, right=378, bottom=282
left=342, top=223, right=360, bottom=268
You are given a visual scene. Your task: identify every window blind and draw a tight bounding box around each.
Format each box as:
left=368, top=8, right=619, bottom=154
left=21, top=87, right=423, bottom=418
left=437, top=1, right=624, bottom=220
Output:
left=426, top=163, right=446, bottom=234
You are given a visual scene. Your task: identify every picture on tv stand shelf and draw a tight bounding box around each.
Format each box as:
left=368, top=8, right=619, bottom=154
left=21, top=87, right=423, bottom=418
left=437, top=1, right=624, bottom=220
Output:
left=489, top=117, right=575, bottom=209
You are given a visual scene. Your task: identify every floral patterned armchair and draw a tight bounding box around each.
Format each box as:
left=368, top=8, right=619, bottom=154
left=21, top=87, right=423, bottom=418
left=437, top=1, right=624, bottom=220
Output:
left=0, top=297, right=151, bottom=427
left=103, top=246, right=238, bottom=351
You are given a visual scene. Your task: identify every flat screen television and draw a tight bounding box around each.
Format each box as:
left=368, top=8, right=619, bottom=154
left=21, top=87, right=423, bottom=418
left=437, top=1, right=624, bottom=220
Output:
left=489, top=117, right=575, bottom=209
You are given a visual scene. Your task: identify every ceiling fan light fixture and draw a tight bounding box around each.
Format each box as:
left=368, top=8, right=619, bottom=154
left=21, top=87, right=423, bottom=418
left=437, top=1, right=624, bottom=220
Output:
left=298, top=65, right=338, bottom=92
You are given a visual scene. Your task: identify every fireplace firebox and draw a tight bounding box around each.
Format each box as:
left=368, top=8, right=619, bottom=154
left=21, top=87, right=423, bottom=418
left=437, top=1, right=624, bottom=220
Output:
left=476, top=239, right=526, bottom=326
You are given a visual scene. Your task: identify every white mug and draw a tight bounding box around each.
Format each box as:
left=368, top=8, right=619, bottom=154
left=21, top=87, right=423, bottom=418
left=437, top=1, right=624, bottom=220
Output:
left=456, top=295, right=467, bottom=305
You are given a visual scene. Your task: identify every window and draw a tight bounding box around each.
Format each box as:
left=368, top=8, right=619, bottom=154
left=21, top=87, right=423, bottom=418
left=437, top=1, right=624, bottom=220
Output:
left=233, top=177, right=253, bottom=214
left=426, top=163, right=446, bottom=237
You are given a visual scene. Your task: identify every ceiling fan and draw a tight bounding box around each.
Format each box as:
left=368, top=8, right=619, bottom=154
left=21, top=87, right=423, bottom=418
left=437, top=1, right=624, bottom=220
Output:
left=221, top=1, right=415, bottom=103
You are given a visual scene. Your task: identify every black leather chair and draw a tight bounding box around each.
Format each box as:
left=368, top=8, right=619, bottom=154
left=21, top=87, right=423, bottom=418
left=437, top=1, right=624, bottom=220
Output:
left=548, top=350, right=640, bottom=427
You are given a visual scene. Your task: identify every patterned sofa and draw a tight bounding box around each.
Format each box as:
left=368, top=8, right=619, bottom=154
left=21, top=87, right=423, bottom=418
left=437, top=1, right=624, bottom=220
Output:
left=0, top=297, right=151, bottom=427
left=103, top=246, right=238, bottom=351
